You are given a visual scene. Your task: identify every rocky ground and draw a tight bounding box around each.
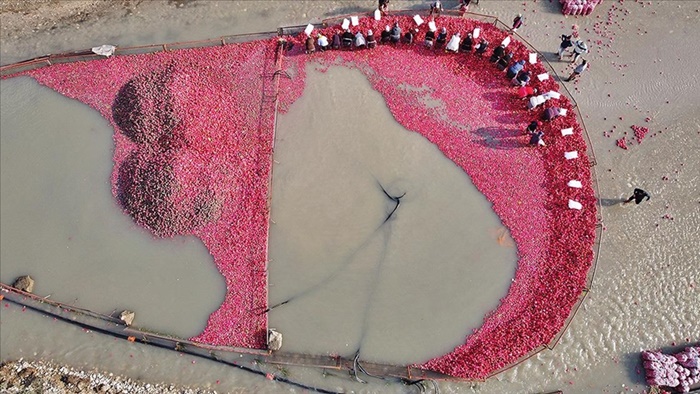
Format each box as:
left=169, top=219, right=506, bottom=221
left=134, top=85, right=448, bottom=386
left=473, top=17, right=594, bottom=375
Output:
left=0, top=359, right=219, bottom=394
left=0, top=0, right=143, bottom=42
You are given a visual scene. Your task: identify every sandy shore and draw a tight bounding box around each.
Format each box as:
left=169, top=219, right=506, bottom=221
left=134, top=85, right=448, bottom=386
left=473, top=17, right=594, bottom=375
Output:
left=1, top=0, right=699, bottom=393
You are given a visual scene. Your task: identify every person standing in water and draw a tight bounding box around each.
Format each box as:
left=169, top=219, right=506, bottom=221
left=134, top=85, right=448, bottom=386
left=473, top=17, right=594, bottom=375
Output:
left=623, top=188, right=651, bottom=205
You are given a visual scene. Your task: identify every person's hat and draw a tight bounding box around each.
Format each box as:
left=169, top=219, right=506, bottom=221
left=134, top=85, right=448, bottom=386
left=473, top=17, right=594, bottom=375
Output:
left=385, top=25, right=391, bottom=31
left=518, top=13, right=522, bottom=17
left=368, top=29, right=373, bottom=35
left=441, top=27, right=447, bottom=33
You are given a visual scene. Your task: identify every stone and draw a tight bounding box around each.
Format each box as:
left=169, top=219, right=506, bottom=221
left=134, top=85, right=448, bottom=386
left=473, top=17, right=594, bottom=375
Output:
left=119, top=310, right=135, bottom=326
left=12, top=275, right=34, bottom=293
left=268, top=329, right=283, bottom=351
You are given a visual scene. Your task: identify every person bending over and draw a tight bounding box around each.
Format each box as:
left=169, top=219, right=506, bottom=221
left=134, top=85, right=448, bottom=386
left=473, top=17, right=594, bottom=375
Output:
left=430, top=0, right=444, bottom=17
left=475, top=39, right=489, bottom=55
left=342, top=29, right=354, bottom=48
left=497, top=52, right=513, bottom=71
left=542, top=106, right=567, bottom=121
left=404, top=29, right=416, bottom=45
left=506, top=59, right=525, bottom=79
left=435, top=27, right=448, bottom=49
left=558, top=34, right=573, bottom=60
left=446, top=32, right=461, bottom=53
left=489, top=44, right=506, bottom=63
left=425, top=29, right=436, bottom=48
left=513, top=70, right=531, bottom=86
left=525, top=120, right=539, bottom=134
left=566, top=59, right=588, bottom=82
left=379, top=0, right=390, bottom=14
left=460, top=32, right=473, bottom=52
left=305, top=36, right=316, bottom=54
left=317, top=33, right=329, bottom=51
left=390, top=22, right=402, bottom=44
left=623, top=188, right=651, bottom=205
left=516, top=85, right=537, bottom=99
left=381, top=25, right=392, bottom=44
left=529, top=130, right=545, bottom=146
left=366, top=29, right=377, bottom=49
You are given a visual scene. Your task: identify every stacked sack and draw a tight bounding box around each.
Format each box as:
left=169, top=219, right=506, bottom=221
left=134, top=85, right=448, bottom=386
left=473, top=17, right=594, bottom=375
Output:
left=643, top=347, right=700, bottom=393
left=560, top=0, right=602, bottom=15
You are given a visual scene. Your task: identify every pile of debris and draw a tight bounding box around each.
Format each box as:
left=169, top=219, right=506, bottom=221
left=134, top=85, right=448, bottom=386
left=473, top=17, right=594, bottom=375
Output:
left=560, top=0, right=603, bottom=15
left=643, top=347, right=700, bottom=393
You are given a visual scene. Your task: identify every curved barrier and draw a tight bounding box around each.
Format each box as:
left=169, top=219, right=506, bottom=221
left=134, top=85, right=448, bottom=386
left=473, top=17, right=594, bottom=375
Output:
left=1, top=9, right=602, bottom=382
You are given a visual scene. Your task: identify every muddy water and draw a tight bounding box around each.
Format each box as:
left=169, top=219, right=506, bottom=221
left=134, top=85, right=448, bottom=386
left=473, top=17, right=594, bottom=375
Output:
left=0, top=77, right=225, bottom=338
left=0, top=62, right=516, bottom=391
left=268, top=65, right=516, bottom=365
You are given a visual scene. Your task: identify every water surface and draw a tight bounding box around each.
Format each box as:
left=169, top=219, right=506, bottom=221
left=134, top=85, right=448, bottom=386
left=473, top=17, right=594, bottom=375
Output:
left=268, top=65, right=516, bottom=365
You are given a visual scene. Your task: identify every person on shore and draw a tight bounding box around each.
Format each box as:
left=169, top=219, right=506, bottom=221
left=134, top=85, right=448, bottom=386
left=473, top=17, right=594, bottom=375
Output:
left=512, top=14, right=524, bottom=32
left=355, top=31, right=367, bottom=49
left=460, top=0, right=472, bottom=13
left=436, top=27, right=448, bottom=49
left=558, top=34, right=573, bottom=60
left=305, top=36, right=316, bottom=54
left=430, top=0, right=444, bottom=17
left=489, top=44, right=506, bottom=63
left=381, top=25, right=392, bottom=44
left=497, top=52, right=513, bottom=71
left=390, top=22, right=402, bottom=44
left=506, top=59, right=525, bottom=79
left=379, top=0, right=390, bottom=14
left=623, top=188, right=651, bottom=205
left=542, top=106, right=567, bottom=121
left=332, top=32, right=341, bottom=50
left=566, top=59, right=588, bottom=81
left=513, top=70, right=531, bottom=86
left=459, top=32, right=473, bottom=52
left=516, top=85, right=537, bottom=99
left=366, top=29, right=377, bottom=49
left=317, top=33, right=329, bottom=51
left=475, top=39, right=489, bottom=55
left=342, top=29, right=354, bottom=48
left=572, top=39, right=588, bottom=63
left=529, top=130, right=546, bottom=146
left=446, top=32, right=461, bottom=52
